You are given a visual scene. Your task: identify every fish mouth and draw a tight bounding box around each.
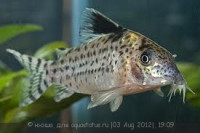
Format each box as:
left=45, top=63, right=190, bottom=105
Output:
left=167, top=74, right=195, bottom=103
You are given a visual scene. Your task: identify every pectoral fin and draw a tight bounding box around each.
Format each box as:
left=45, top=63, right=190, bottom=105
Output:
left=153, top=88, right=164, bottom=97
left=87, top=88, right=123, bottom=111
left=110, top=96, right=123, bottom=112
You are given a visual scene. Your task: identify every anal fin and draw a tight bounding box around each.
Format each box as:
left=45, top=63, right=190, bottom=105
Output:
left=87, top=88, right=123, bottom=111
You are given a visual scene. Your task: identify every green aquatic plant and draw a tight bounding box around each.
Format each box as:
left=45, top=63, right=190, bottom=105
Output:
left=0, top=24, right=199, bottom=133
left=0, top=24, right=43, bottom=45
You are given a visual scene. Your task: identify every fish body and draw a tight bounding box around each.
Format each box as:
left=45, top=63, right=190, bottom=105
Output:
left=7, top=8, right=194, bottom=112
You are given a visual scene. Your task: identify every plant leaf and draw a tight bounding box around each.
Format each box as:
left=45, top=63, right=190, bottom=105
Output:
left=0, top=70, right=27, bottom=92
left=0, top=95, right=12, bottom=103
left=0, top=24, right=43, bottom=45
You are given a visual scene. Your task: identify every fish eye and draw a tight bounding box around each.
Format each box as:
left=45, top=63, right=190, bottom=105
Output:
left=141, top=55, right=149, bottom=63
left=140, top=50, right=151, bottom=65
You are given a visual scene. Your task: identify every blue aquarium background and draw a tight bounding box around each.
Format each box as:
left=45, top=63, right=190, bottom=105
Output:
left=0, top=0, right=200, bottom=133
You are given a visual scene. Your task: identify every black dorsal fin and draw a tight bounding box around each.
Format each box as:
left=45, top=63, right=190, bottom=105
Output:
left=80, top=8, right=125, bottom=43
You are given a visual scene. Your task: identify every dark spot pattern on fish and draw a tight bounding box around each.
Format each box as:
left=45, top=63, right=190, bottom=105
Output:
left=98, top=67, right=101, bottom=72
left=111, top=31, right=125, bottom=43
left=51, top=61, right=57, bottom=66
left=102, top=47, right=108, bottom=53
left=106, top=67, right=109, bottom=72
left=38, top=85, right=43, bottom=94
left=115, top=60, right=118, bottom=65
left=69, top=57, right=72, bottom=62
left=60, top=59, right=64, bottom=64
left=119, top=51, right=123, bottom=56
left=46, top=70, right=49, bottom=75
left=60, top=68, right=64, bottom=72
left=75, top=47, right=80, bottom=52
left=98, top=49, right=102, bottom=54
left=43, top=80, right=48, bottom=88
left=104, top=37, right=110, bottom=44
left=138, top=38, right=150, bottom=51
left=51, top=77, right=55, bottom=83
left=93, top=50, right=96, bottom=56
left=65, top=66, right=69, bottom=70
left=107, top=34, right=114, bottom=42
left=125, top=48, right=129, bottom=53
left=124, top=34, right=131, bottom=40
left=53, top=69, right=57, bottom=74
left=28, top=57, right=32, bottom=71
left=115, top=46, right=118, bottom=51
left=44, top=62, right=47, bottom=68
left=79, top=63, right=83, bottom=67
left=96, top=43, right=100, bottom=47
left=75, top=56, right=78, bottom=61
left=69, top=82, right=72, bottom=87
left=65, top=49, right=73, bottom=56
left=91, top=43, right=95, bottom=48
left=84, top=45, right=88, bottom=51
left=80, top=54, right=84, bottom=59
left=90, top=61, right=94, bottom=66
left=29, top=92, right=36, bottom=101
left=87, top=52, right=90, bottom=57
left=28, top=56, right=32, bottom=63
left=120, top=45, right=127, bottom=49
left=72, top=67, right=75, bottom=71
left=36, top=59, right=41, bottom=71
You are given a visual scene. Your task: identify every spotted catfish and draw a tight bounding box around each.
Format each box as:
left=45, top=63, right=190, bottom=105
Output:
left=7, top=8, right=194, bottom=112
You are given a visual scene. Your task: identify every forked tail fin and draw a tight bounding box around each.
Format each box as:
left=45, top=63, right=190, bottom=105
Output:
left=7, top=49, right=52, bottom=106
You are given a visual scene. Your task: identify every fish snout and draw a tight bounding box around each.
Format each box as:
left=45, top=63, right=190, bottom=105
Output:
left=174, top=73, right=185, bottom=85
